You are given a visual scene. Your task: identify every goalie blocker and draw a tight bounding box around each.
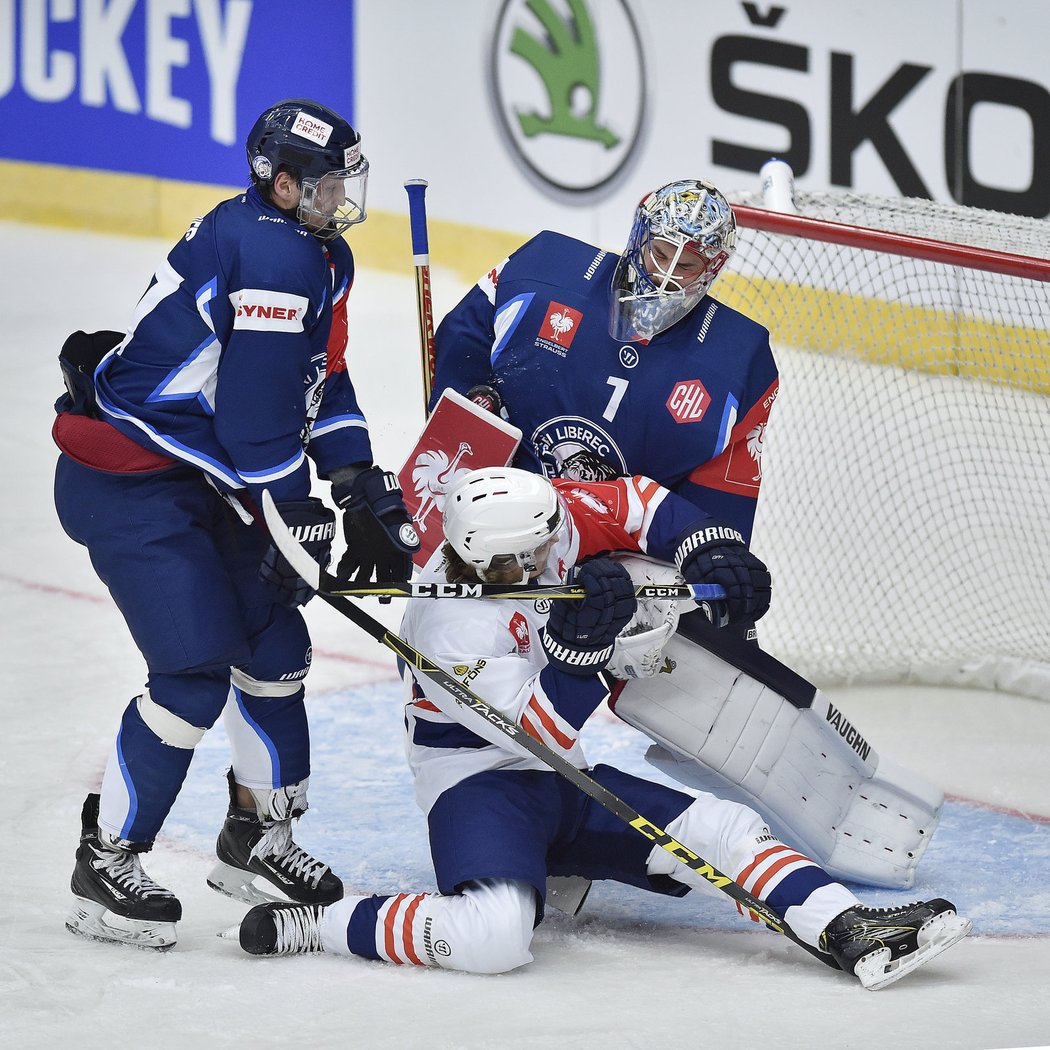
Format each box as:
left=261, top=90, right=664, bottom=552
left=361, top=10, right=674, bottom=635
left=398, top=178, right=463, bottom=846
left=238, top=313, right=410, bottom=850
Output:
left=608, top=579, right=941, bottom=890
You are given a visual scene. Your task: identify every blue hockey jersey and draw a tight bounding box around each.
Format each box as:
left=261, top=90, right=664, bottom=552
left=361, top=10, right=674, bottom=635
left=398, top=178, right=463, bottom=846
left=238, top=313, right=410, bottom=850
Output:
left=94, top=187, right=373, bottom=506
left=432, top=231, right=778, bottom=541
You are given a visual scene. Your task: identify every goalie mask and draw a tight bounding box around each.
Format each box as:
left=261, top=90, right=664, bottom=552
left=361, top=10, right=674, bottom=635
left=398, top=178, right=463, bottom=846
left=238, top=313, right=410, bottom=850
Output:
left=442, top=468, right=564, bottom=583
left=246, top=98, right=368, bottom=242
left=609, top=179, right=736, bottom=343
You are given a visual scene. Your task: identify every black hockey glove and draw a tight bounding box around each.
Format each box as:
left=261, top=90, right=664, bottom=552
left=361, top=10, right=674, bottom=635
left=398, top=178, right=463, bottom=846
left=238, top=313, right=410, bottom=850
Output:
left=332, top=466, right=420, bottom=583
left=541, top=558, right=638, bottom=676
left=465, top=383, right=504, bottom=415
left=675, top=523, right=771, bottom=626
left=259, top=498, right=336, bottom=607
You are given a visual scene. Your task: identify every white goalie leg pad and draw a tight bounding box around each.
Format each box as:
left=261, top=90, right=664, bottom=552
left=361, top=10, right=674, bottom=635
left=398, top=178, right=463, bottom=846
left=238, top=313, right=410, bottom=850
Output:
left=612, top=634, right=943, bottom=889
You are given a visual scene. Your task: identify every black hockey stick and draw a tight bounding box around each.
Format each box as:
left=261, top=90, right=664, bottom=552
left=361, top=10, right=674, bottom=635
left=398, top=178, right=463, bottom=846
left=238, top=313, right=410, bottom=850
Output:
left=261, top=494, right=832, bottom=967
left=260, top=492, right=726, bottom=604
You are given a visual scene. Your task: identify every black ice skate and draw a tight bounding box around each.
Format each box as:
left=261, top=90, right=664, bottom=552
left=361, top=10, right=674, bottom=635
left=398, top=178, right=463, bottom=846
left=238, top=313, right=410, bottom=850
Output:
left=66, top=793, right=182, bottom=951
left=821, top=897, right=971, bottom=990
left=206, top=771, right=343, bottom=907
left=233, top=901, right=328, bottom=956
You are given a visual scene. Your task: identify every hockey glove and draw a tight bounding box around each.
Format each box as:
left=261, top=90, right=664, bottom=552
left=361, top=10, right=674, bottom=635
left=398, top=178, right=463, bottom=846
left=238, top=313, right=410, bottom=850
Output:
left=541, top=558, right=638, bottom=676
left=675, top=523, right=771, bottom=625
left=259, top=498, right=336, bottom=607
left=465, top=383, right=504, bottom=415
left=332, top=466, right=421, bottom=583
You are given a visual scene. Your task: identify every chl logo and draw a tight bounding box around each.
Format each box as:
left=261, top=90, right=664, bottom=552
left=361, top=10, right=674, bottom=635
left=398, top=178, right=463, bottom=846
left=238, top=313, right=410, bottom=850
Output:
left=666, top=380, right=711, bottom=423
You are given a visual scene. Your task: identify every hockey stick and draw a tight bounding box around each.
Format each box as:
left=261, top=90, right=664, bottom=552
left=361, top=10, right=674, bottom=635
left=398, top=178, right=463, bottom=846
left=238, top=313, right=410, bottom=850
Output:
left=404, top=179, right=436, bottom=414
left=316, top=588, right=833, bottom=967
left=260, top=492, right=725, bottom=604
left=261, top=494, right=831, bottom=966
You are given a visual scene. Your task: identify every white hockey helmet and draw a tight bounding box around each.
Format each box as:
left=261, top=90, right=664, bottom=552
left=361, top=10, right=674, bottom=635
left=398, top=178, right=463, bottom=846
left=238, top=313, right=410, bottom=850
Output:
left=442, top=467, right=563, bottom=581
left=610, top=179, right=736, bottom=342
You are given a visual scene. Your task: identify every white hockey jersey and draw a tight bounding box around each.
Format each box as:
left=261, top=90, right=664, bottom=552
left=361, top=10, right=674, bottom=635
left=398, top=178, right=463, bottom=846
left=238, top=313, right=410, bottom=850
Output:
left=400, top=474, right=706, bottom=813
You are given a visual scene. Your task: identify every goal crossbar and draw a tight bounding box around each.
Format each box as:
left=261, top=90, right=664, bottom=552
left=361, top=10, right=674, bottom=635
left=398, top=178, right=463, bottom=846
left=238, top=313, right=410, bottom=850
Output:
left=733, top=204, right=1050, bottom=283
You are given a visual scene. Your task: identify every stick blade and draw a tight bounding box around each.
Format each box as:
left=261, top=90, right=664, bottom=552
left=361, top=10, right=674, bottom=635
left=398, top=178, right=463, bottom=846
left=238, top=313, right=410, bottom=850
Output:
left=260, top=489, right=321, bottom=590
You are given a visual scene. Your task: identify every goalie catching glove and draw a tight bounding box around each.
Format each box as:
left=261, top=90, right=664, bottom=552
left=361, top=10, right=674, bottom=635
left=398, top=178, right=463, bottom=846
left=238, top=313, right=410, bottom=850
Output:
left=541, top=558, right=637, bottom=675
left=675, top=523, right=770, bottom=625
left=259, top=498, right=336, bottom=606
left=332, top=466, right=420, bottom=583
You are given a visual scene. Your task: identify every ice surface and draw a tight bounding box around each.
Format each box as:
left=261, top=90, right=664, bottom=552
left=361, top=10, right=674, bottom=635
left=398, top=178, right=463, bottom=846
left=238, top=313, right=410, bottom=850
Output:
left=2, top=223, right=1048, bottom=1050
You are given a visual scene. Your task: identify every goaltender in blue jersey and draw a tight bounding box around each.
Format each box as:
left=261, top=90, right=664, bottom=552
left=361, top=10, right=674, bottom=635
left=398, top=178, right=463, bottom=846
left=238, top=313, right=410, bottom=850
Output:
left=432, top=179, right=778, bottom=545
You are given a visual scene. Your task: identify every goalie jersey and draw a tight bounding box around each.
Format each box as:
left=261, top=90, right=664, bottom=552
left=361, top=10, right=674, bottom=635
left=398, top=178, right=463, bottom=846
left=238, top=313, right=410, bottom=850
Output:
left=90, top=187, right=373, bottom=506
left=432, top=231, right=778, bottom=541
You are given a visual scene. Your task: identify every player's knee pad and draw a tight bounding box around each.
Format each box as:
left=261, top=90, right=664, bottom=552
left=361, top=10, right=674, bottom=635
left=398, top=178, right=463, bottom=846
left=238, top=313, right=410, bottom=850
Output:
left=241, top=606, right=312, bottom=687
left=141, top=668, right=232, bottom=746
left=434, top=879, right=537, bottom=974
left=646, top=793, right=770, bottom=891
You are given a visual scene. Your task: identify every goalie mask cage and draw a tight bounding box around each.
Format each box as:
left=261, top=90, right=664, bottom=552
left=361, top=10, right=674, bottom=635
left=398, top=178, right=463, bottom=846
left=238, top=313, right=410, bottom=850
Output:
left=718, top=190, right=1050, bottom=698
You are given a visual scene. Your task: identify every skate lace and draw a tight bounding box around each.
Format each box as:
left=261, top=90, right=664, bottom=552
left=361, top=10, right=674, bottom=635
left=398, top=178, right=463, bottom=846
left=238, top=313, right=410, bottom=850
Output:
left=95, top=846, right=168, bottom=899
left=251, top=819, right=328, bottom=888
left=273, top=906, right=324, bottom=953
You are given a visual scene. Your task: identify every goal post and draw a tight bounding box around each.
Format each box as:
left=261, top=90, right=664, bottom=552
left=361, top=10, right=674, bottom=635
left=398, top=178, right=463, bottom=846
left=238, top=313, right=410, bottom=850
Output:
left=717, top=189, right=1050, bottom=698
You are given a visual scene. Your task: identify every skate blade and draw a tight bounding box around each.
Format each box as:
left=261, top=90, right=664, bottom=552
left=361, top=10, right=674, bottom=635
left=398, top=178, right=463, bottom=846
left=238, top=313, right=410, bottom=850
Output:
left=207, top=860, right=293, bottom=906
left=66, top=896, right=177, bottom=951
left=855, top=911, right=972, bottom=990
left=217, top=923, right=242, bottom=941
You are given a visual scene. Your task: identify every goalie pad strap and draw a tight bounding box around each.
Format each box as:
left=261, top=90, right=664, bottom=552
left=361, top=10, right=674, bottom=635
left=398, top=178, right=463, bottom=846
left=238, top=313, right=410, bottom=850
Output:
left=678, top=610, right=817, bottom=710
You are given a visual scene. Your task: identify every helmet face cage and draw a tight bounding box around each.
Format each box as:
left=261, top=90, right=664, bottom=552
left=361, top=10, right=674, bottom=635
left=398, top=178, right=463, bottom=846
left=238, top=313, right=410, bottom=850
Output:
left=246, top=99, right=368, bottom=242
left=609, top=179, right=737, bottom=342
left=442, top=468, right=564, bottom=583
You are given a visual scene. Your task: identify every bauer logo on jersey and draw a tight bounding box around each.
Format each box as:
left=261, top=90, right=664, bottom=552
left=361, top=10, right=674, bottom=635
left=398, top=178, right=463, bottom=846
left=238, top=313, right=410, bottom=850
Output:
left=537, top=302, right=583, bottom=355
left=230, top=289, right=309, bottom=332
left=666, top=380, right=711, bottom=424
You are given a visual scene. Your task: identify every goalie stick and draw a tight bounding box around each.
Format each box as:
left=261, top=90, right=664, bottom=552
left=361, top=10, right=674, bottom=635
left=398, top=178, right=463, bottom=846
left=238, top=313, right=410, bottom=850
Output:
left=260, top=491, right=726, bottom=603
left=404, top=178, right=436, bottom=413
left=262, top=492, right=835, bottom=968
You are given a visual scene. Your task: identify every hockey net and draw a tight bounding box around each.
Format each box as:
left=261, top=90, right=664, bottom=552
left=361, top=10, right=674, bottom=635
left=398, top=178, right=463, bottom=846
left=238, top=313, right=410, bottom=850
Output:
left=717, top=189, right=1050, bottom=698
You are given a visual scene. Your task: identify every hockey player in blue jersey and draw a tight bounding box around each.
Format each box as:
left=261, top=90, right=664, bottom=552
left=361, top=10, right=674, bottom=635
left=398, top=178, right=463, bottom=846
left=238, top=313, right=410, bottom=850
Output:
left=53, top=98, right=419, bottom=950
left=432, top=179, right=776, bottom=574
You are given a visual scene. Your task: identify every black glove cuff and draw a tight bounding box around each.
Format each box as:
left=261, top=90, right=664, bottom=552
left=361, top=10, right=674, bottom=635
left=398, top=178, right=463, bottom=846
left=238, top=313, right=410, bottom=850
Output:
left=674, top=523, right=746, bottom=570
left=541, top=629, right=614, bottom=676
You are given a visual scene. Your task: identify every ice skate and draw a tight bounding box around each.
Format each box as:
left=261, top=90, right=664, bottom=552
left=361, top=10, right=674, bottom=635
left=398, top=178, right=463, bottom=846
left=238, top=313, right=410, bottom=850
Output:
left=65, top=794, right=181, bottom=951
left=235, top=901, right=327, bottom=956
left=821, top=897, right=971, bottom=990
left=207, top=771, right=343, bottom=906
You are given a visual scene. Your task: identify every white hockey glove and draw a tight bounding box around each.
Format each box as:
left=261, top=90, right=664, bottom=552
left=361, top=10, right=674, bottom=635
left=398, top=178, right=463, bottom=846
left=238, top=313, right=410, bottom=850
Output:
left=607, top=555, right=683, bottom=680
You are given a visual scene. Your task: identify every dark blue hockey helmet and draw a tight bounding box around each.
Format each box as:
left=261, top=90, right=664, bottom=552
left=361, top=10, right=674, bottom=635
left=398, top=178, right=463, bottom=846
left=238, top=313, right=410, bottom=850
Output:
left=246, top=98, right=368, bottom=241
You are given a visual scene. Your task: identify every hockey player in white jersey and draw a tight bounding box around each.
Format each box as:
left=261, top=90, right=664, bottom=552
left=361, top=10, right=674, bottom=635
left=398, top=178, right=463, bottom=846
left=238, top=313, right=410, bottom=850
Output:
left=231, top=468, right=969, bottom=990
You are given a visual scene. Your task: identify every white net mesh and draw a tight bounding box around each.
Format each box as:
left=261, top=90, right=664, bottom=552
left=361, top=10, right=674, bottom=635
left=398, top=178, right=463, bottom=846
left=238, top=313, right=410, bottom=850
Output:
left=718, top=190, right=1050, bottom=697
